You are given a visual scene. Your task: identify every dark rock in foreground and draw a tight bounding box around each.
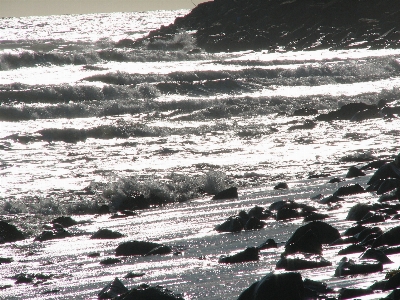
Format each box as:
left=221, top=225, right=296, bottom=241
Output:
left=237, top=272, right=304, bottom=300
left=0, top=221, right=25, bottom=243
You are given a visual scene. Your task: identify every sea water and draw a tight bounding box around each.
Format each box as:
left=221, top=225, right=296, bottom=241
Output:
left=1, top=9, right=400, bottom=299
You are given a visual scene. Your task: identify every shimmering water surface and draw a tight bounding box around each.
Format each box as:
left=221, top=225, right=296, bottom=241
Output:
left=1, top=9, right=400, bottom=300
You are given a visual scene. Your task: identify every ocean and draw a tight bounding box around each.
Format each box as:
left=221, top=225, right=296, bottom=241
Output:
left=1, top=9, right=400, bottom=299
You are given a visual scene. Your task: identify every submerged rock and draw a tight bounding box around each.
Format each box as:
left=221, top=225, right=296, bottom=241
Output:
left=114, top=284, right=185, bottom=300
left=91, top=229, right=124, bottom=239
left=34, top=225, right=71, bottom=242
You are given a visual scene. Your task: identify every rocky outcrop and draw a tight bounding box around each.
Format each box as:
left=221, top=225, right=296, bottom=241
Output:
left=134, top=0, right=400, bottom=52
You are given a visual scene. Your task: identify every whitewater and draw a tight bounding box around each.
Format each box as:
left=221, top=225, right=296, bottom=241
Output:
left=1, top=9, right=400, bottom=300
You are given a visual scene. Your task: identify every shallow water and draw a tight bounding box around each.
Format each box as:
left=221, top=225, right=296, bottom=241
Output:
left=1, top=8, right=400, bottom=300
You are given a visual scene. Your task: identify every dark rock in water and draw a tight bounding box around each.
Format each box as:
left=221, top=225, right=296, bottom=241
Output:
left=333, top=183, right=365, bottom=197
left=303, top=212, right=329, bottom=222
left=14, top=273, right=34, bottom=284
left=215, top=216, right=244, bottom=232
left=377, top=179, right=400, bottom=195
left=372, top=226, right=400, bottom=248
left=124, top=272, right=145, bottom=279
left=357, top=213, right=387, bottom=225
left=350, top=107, right=381, bottom=122
left=330, top=237, right=357, bottom=245
left=98, top=277, right=128, bottom=299
left=34, top=226, right=71, bottom=242
left=285, top=229, right=323, bottom=255
left=212, top=186, right=238, bottom=200
left=384, top=289, right=400, bottom=300
left=317, top=103, right=377, bottom=121
left=361, top=159, right=389, bottom=170
left=338, top=288, right=373, bottom=300
left=144, top=245, right=172, bottom=256
left=91, top=229, right=124, bottom=239
left=384, top=272, right=400, bottom=291
left=98, top=204, right=110, bottom=214
left=0, top=257, right=13, bottom=264
left=368, top=161, right=400, bottom=186
left=346, top=203, right=371, bottom=221
left=276, top=257, right=331, bottom=271
left=219, top=247, right=259, bottom=264
left=115, top=241, right=162, bottom=256
left=345, top=166, right=366, bottom=178
left=274, top=182, right=288, bottom=190
left=248, top=206, right=271, bottom=220
left=288, top=120, right=316, bottom=131
left=100, top=258, right=122, bottom=265
left=114, top=284, right=184, bottom=300
left=343, top=224, right=366, bottom=236
left=334, top=258, right=383, bottom=276
left=244, top=216, right=265, bottom=230
left=276, top=207, right=300, bottom=221
left=258, top=238, right=277, bottom=250
left=328, top=177, right=342, bottom=183
left=354, top=227, right=383, bottom=241
left=88, top=252, right=100, bottom=258
left=286, top=221, right=340, bottom=246
left=360, top=249, right=393, bottom=264
left=0, top=221, right=25, bottom=243
left=237, top=272, right=304, bottom=300
left=303, top=278, right=333, bottom=295
left=338, top=244, right=366, bottom=255
left=319, top=194, right=343, bottom=204
left=293, top=107, right=318, bottom=116
left=51, top=216, right=78, bottom=228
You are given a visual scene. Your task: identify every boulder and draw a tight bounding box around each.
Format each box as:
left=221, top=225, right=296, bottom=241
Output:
left=98, top=278, right=128, bottom=299
left=219, top=247, right=259, bottom=264
left=237, top=272, right=304, bottom=300
left=0, top=221, right=25, bottom=243
left=91, top=229, right=124, bottom=239
left=114, top=284, right=184, bottom=300
left=333, top=184, right=365, bottom=197
left=276, top=257, right=331, bottom=271
left=345, top=166, right=365, bottom=178
left=285, top=229, right=323, bottom=255
left=215, top=216, right=244, bottom=232
left=372, top=226, right=400, bottom=248
left=212, top=187, right=238, bottom=200
left=316, top=103, right=376, bottom=121
left=334, top=258, right=383, bottom=276
left=115, top=241, right=163, bottom=256
left=144, top=245, right=172, bottom=256
left=346, top=203, right=371, bottom=221
left=286, top=221, right=340, bottom=246
left=360, top=249, right=393, bottom=264
left=338, top=288, right=373, bottom=300
left=34, top=225, right=71, bottom=242
left=51, top=216, right=78, bottom=228
left=244, top=217, right=265, bottom=230
left=258, top=238, right=277, bottom=250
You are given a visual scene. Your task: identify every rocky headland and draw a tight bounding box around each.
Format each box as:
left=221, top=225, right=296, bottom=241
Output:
left=134, top=0, right=400, bottom=52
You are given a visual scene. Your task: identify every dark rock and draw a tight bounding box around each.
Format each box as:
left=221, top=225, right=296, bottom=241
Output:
left=115, top=241, right=162, bottom=256
left=98, top=277, right=128, bottom=299
left=354, top=227, right=383, bottom=242
left=333, top=183, right=365, bottom=197
left=303, top=212, right=329, bottom=222
left=368, top=162, right=400, bottom=186
left=384, top=289, right=400, bottom=300
left=286, top=221, right=340, bottom=246
left=350, top=107, right=381, bottom=121
left=88, top=252, right=100, bottom=258
left=100, top=258, right=122, bottom=265
left=0, top=257, right=13, bottom=264
left=276, top=257, right=331, bottom=271
left=360, top=249, right=393, bottom=264
left=244, top=217, right=265, bottom=230
left=372, top=226, right=400, bottom=248
left=144, top=245, right=172, bottom=256
left=91, top=229, right=124, bottom=239
left=319, top=194, right=343, bottom=204
left=346, top=203, right=371, bottom=221
left=317, top=103, right=376, bottom=121
left=215, top=216, right=244, bottom=232
left=329, top=177, right=342, bottom=183
left=285, top=229, right=323, bottom=255
left=385, top=272, right=400, bottom=291
left=124, top=272, right=145, bottom=279
left=303, top=278, right=333, bottom=295
left=276, top=207, right=300, bottom=221
left=377, top=179, right=400, bottom=195
left=274, top=182, right=288, bottom=190
left=98, top=204, right=110, bottom=214
left=345, top=166, right=366, bottom=178
left=334, top=258, right=383, bottom=276
left=343, top=225, right=366, bottom=236
left=330, top=237, right=357, bottom=245
left=114, top=193, right=149, bottom=211
left=219, top=247, right=259, bottom=264
left=293, top=107, right=318, bottom=116
left=51, top=216, right=78, bottom=228
left=338, top=288, right=373, bottom=299
left=338, top=244, right=366, bottom=255
left=0, top=221, right=25, bottom=243
left=248, top=206, right=270, bottom=220
left=357, top=213, right=387, bottom=225
left=212, top=186, right=238, bottom=200
left=258, top=238, right=277, bottom=250
left=361, top=159, right=389, bottom=170
left=288, top=120, right=316, bottom=131
left=114, top=284, right=184, bottom=300
left=34, top=226, right=71, bottom=242
left=237, top=272, right=304, bottom=300
left=15, top=273, right=34, bottom=284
